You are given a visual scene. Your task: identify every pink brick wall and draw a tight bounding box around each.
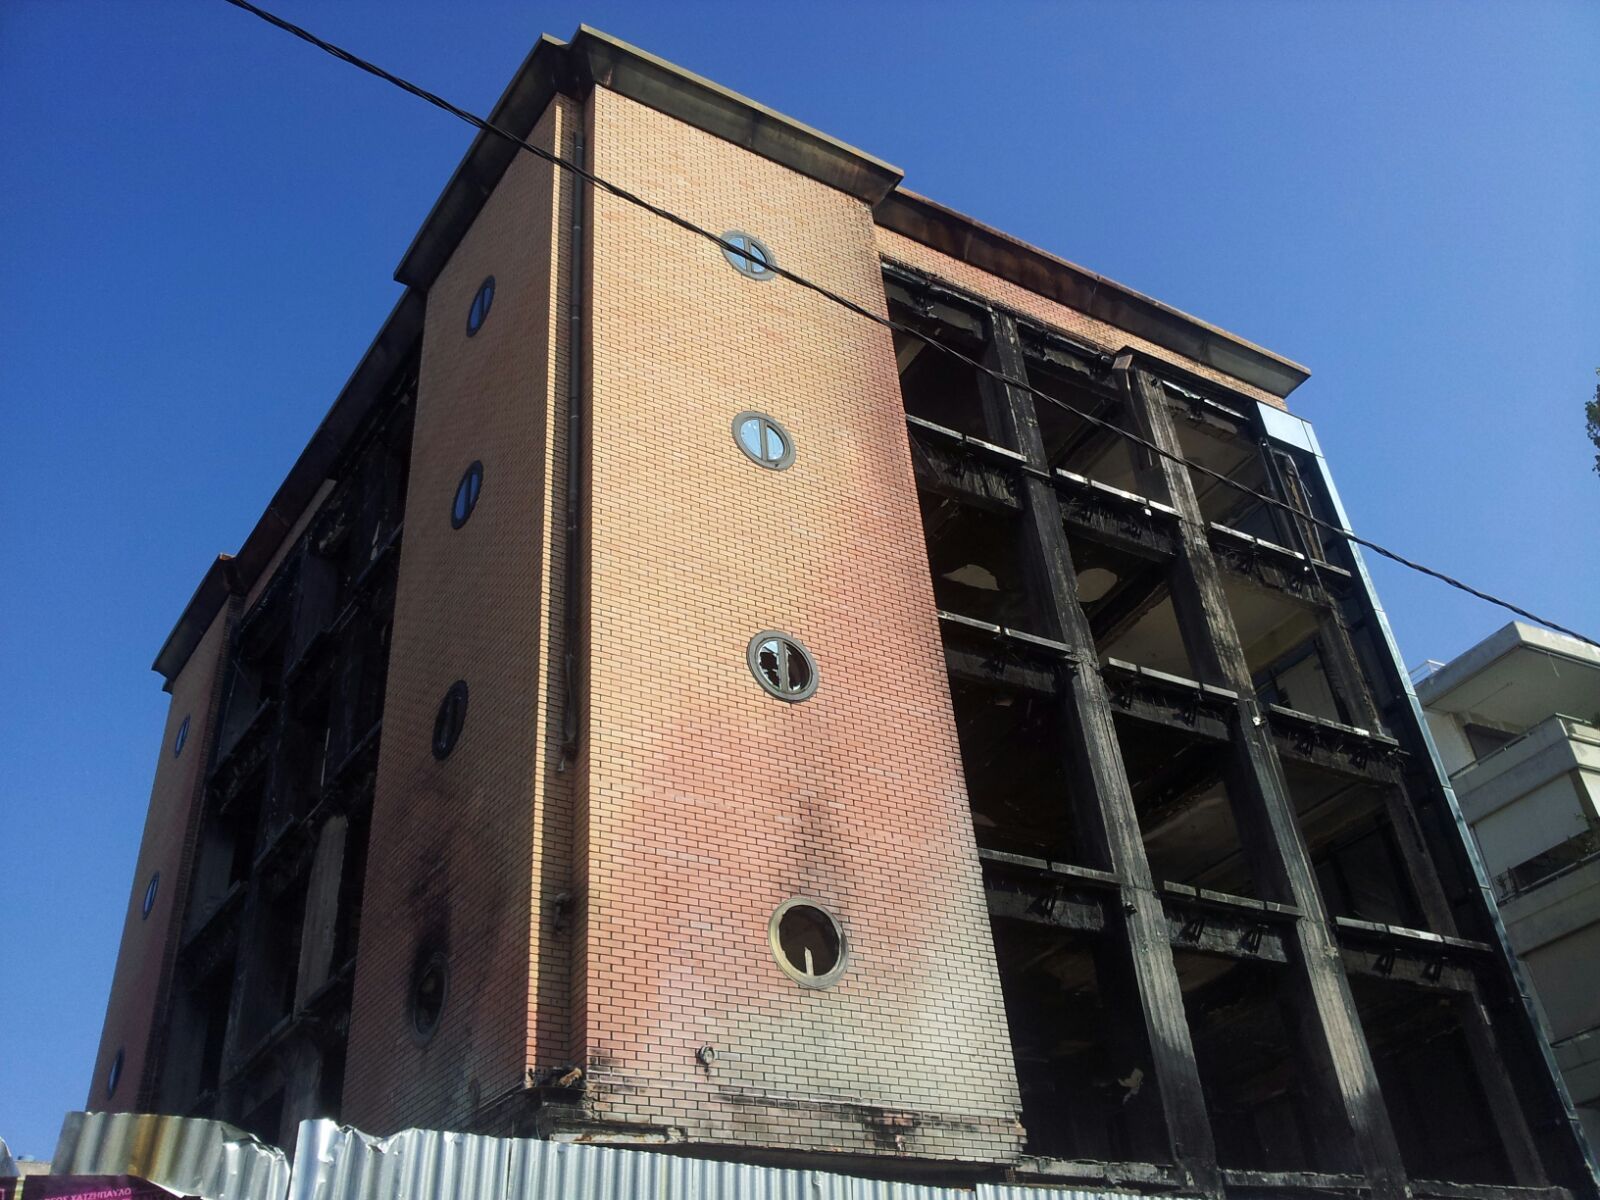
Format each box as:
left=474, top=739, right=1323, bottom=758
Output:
left=574, top=87, right=1022, bottom=1161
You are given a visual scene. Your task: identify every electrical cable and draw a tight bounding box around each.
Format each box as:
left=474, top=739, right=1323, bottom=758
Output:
left=216, top=0, right=1599, bottom=650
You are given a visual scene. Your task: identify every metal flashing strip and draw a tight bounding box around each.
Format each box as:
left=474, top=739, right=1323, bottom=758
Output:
left=289, top=1120, right=1156, bottom=1200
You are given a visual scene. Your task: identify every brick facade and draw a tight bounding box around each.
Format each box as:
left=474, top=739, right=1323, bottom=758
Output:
left=88, top=605, right=229, bottom=1112
left=341, top=96, right=578, bottom=1135
left=571, top=88, right=1022, bottom=1159
left=88, top=28, right=1595, bottom=1196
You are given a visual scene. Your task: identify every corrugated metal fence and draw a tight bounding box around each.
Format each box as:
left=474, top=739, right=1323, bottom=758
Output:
left=49, top=1113, right=1144, bottom=1200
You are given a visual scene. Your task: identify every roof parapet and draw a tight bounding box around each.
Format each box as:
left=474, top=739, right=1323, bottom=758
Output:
left=875, top=190, right=1309, bottom=399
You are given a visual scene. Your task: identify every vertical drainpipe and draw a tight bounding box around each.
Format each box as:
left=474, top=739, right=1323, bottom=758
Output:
left=558, top=127, right=586, bottom=770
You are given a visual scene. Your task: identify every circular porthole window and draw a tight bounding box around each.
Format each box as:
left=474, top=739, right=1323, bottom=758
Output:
left=720, top=232, right=776, bottom=281
left=142, top=872, right=160, bottom=920
left=409, top=951, right=450, bottom=1043
left=173, top=714, right=190, bottom=758
left=747, top=633, right=817, bottom=702
left=106, top=1048, right=124, bottom=1099
left=732, top=411, right=795, bottom=471
left=432, top=681, right=469, bottom=760
left=769, top=900, right=847, bottom=988
left=466, top=276, right=495, bottom=336
left=451, top=461, right=483, bottom=529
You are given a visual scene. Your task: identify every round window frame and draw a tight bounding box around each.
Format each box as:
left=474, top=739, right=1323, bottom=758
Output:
left=466, top=276, right=495, bottom=336
left=768, top=898, right=848, bottom=989
left=408, top=951, right=451, bottom=1044
left=432, top=680, right=469, bottom=760
left=451, top=461, right=483, bottom=530
left=746, top=632, right=818, bottom=703
left=731, top=411, right=795, bottom=471
left=720, top=231, right=776, bottom=281
left=173, top=714, right=190, bottom=758
left=142, top=871, right=160, bottom=920
left=106, top=1048, right=124, bottom=1099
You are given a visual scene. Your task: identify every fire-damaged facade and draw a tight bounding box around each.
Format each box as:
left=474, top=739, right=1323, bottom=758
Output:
left=88, top=25, right=1597, bottom=1200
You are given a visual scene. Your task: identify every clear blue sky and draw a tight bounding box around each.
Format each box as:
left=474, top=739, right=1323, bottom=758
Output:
left=1, top=0, right=1595, bottom=1161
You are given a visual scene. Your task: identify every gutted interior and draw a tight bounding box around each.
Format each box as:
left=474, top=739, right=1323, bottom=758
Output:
left=891, top=263, right=1580, bottom=1195
left=991, top=917, right=1171, bottom=1164
left=158, top=350, right=416, bottom=1146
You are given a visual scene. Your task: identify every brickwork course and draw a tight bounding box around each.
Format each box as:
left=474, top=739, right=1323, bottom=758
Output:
left=86, top=25, right=1598, bottom=1200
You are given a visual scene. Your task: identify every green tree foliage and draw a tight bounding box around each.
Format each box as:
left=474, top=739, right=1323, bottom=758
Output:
left=1589, top=369, right=1600, bottom=476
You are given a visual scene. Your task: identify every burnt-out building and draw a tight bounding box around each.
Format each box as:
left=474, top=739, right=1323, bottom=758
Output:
left=88, top=25, right=1597, bottom=1200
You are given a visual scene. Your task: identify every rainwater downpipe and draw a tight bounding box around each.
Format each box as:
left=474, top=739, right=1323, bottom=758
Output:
left=558, top=128, right=586, bottom=771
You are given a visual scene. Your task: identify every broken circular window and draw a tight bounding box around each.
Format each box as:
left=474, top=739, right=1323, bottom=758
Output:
left=466, top=276, right=495, bottom=336
left=432, top=680, right=469, bottom=760
left=106, top=1048, right=124, bottom=1099
left=173, top=714, right=190, bottom=758
left=410, top=951, right=450, bottom=1042
left=142, top=872, right=160, bottom=920
left=720, top=232, right=776, bottom=280
left=747, top=632, right=817, bottom=702
left=732, top=411, right=794, bottom=471
left=451, top=461, right=483, bottom=529
left=769, top=900, right=847, bottom=988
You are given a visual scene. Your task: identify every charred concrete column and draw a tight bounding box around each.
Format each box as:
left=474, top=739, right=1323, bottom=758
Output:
left=1119, top=356, right=1417, bottom=1197
left=983, top=312, right=1222, bottom=1195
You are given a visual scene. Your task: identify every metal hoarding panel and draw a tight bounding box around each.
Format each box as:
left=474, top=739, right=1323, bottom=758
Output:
left=51, top=1112, right=290, bottom=1200
left=292, top=1120, right=1159, bottom=1200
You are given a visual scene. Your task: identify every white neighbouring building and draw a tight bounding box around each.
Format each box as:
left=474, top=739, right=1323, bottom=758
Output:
left=1417, top=622, right=1600, bottom=1148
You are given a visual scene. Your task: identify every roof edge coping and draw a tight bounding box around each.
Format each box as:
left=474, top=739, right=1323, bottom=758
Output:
left=874, top=188, right=1311, bottom=400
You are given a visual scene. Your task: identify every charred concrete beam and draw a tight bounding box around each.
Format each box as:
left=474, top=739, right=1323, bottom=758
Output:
left=1161, top=896, right=1291, bottom=964
left=906, top=418, right=1022, bottom=513
left=1102, top=659, right=1235, bottom=744
left=1266, top=705, right=1405, bottom=784
left=940, top=641, right=1059, bottom=696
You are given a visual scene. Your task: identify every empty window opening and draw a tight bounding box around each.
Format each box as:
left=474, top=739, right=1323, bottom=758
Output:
left=919, top=494, right=1045, bottom=634
left=950, top=681, right=1087, bottom=866
left=1174, top=951, right=1342, bottom=1173
left=174, top=713, right=191, bottom=757
left=1116, top=723, right=1255, bottom=898
left=991, top=920, right=1170, bottom=1163
left=1223, top=577, right=1354, bottom=725
left=1266, top=448, right=1334, bottom=563
left=731, top=411, right=795, bottom=470
left=239, top=1088, right=286, bottom=1149
left=747, top=633, right=817, bottom=702
left=451, top=461, right=483, bottom=529
left=466, top=276, right=494, bottom=336
left=235, top=890, right=305, bottom=1057
left=1350, top=975, right=1515, bottom=1185
left=410, top=951, right=450, bottom=1042
left=1283, top=762, right=1426, bottom=929
left=142, top=871, right=160, bottom=919
left=1095, top=588, right=1196, bottom=680
left=770, top=900, right=847, bottom=987
left=1030, top=355, right=1151, bottom=495
left=432, top=681, right=469, bottom=759
left=166, top=955, right=235, bottom=1104
left=1068, top=535, right=1176, bottom=656
left=106, top=1048, right=124, bottom=1099
left=891, top=313, right=1004, bottom=445
left=720, top=232, right=776, bottom=280
left=1169, top=411, right=1276, bottom=536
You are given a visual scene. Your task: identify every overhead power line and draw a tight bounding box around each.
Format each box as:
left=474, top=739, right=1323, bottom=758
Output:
left=216, top=0, right=1598, bottom=652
